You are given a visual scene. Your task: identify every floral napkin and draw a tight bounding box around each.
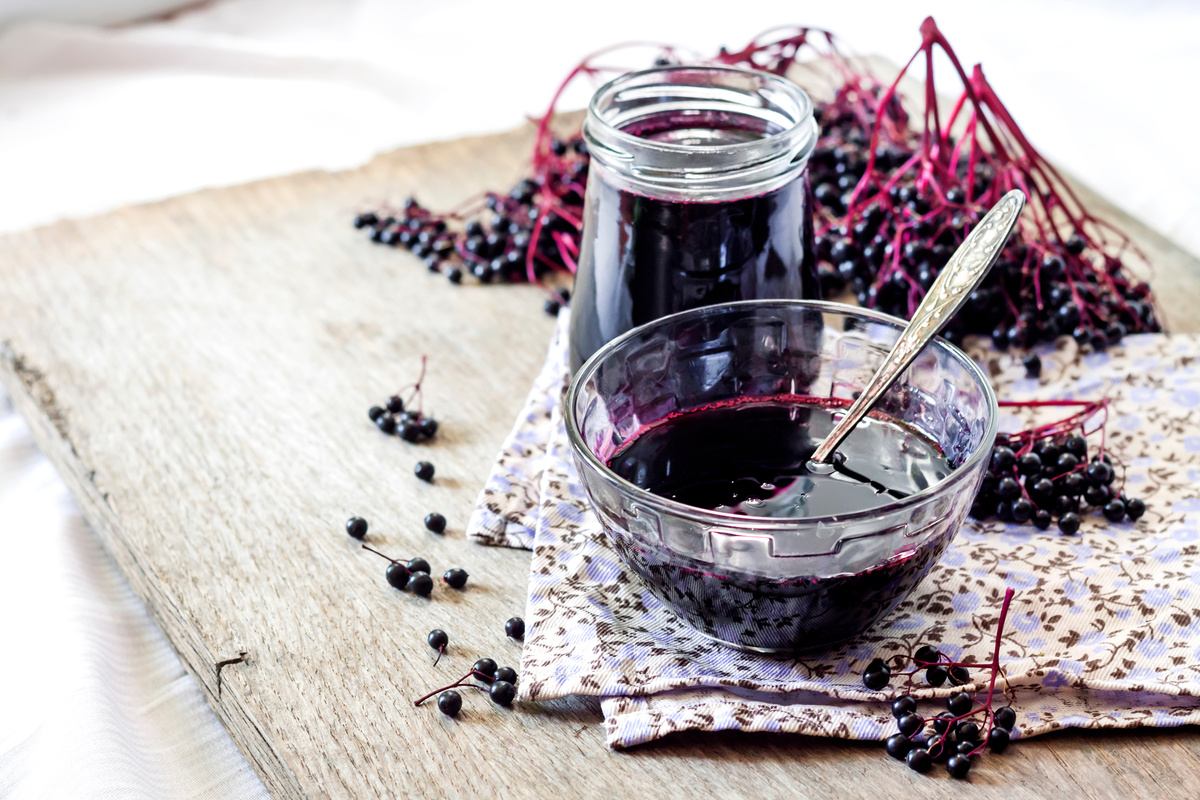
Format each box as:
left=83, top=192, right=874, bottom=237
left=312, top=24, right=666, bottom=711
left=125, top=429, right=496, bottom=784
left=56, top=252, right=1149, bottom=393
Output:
left=468, top=312, right=1200, bottom=749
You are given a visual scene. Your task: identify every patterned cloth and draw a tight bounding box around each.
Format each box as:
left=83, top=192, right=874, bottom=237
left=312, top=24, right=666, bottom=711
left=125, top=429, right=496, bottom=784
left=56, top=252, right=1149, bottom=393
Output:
left=468, top=313, right=1200, bottom=749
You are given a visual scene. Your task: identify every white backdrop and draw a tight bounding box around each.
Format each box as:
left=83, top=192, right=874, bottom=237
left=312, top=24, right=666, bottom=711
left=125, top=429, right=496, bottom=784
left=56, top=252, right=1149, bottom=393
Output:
left=1, top=1, right=1198, bottom=797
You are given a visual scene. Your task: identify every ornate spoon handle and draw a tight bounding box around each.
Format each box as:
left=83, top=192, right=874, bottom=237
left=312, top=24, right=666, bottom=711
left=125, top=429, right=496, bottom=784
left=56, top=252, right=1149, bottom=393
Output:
left=810, top=188, right=1026, bottom=464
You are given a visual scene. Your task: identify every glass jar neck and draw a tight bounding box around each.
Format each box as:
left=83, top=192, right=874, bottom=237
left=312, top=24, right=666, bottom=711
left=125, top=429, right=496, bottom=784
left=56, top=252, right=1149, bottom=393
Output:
left=583, top=65, right=817, bottom=203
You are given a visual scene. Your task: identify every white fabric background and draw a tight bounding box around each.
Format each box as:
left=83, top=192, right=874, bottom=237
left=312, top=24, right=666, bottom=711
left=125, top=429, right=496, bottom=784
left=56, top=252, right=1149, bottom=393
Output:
left=1, top=1, right=1197, bottom=797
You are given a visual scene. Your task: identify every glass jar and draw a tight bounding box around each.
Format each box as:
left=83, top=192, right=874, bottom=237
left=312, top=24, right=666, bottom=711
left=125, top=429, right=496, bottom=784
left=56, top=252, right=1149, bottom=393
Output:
left=568, top=65, right=821, bottom=372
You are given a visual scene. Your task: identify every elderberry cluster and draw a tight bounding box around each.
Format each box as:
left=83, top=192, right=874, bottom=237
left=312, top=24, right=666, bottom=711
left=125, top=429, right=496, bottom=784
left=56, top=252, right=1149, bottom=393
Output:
left=863, top=644, right=1017, bottom=780
left=971, top=435, right=1146, bottom=535
left=368, top=396, right=438, bottom=443
left=808, top=102, right=1157, bottom=350
left=352, top=137, right=587, bottom=307
left=347, top=520, right=469, bottom=597
left=416, top=644, right=520, bottom=716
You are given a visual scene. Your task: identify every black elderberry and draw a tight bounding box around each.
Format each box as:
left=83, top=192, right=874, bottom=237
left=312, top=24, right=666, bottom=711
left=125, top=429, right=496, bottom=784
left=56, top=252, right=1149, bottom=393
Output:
left=404, top=558, right=429, bottom=575
left=354, top=212, right=378, bottom=229
left=473, top=658, right=498, bottom=681
left=956, top=721, right=980, bottom=742
left=863, top=656, right=891, bottom=690
left=1030, top=477, right=1055, bottom=497
left=905, top=748, right=933, bottom=773
left=386, top=562, right=411, bottom=589
left=1056, top=452, right=1080, bottom=474
left=987, top=727, right=1010, bottom=753
left=387, top=395, right=404, bottom=413
left=1022, top=353, right=1042, bottom=378
left=993, top=706, right=1017, bottom=730
left=996, top=476, right=1021, bottom=500
left=489, top=680, right=516, bottom=706
left=1126, top=497, right=1146, bottom=520
left=400, top=422, right=421, bottom=442
left=1058, top=511, right=1081, bottom=535
left=1010, top=498, right=1033, bottom=524
left=346, top=517, right=368, bottom=540
left=419, top=417, right=438, bottom=438
left=505, top=617, right=525, bottom=639
left=414, top=461, right=435, bottom=482
left=1065, top=233, right=1085, bottom=255
left=437, top=690, right=462, bottom=717
left=886, top=733, right=914, bottom=760
left=1017, top=452, right=1043, bottom=476
left=1062, top=472, right=1086, bottom=496
left=1033, top=508, right=1052, bottom=530
left=946, top=754, right=972, bottom=779
left=1064, top=434, right=1088, bottom=457
left=949, top=665, right=971, bottom=685
left=409, top=572, right=434, bottom=597
left=891, top=695, right=917, bottom=718
left=932, top=711, right=955, bottom=735
left=1086, top=460, right=1114, bottom=485
left=897, top=712, right=923, bottom=737
left=495, top=666, right=518, bottom=685
left=1084, top=484, right=1111, bottom=507
left=914, top=645, right=940, bottom=665
left=947, top=691, right=972, bottom=716
left=544, top=298, right=562, bottom=317
left=376, top=414, right=397, bottom=435
left=424, top=512, right=447, bottom=534
left=1103, top=499, right=1127, bottom=523
left=368, top=406, right=385, bottom=422
left=1056, top=495, right=1080, bottom=516
left=926, top=665, right=949, bottom=687
left=428, top=629, right=448, bottom=652
left=443, top=568, right=469, bottom=589
left=955, top=740, right=978, bottom=756
left=447, top=267, right=463, bottom=284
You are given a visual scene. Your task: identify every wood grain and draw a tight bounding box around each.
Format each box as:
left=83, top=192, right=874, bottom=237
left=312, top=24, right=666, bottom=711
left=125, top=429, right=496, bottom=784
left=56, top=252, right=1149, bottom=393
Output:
left=2, top=86, right=1200, bottom=800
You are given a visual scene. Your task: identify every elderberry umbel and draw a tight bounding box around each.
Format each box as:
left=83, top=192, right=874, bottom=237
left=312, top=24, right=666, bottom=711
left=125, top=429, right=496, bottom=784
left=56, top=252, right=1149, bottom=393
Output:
left=353, top=137, right=587, bottom=306
left=869, top=588, right=1019, bottom=779
left=367, top=356, right=440, bottom=444
left=351, top=20, right=1157, bottom=345
left=971, top=399, right=1145, bottom=533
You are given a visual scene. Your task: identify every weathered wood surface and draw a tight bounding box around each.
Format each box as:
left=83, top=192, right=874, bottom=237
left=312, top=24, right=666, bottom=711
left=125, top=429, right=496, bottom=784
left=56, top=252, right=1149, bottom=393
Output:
left=2, top=103, right=1200, bottom=800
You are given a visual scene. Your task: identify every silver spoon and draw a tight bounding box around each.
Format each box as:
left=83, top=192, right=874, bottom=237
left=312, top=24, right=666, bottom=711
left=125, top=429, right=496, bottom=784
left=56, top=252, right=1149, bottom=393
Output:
left=810, top=188, right=1026, bottom=466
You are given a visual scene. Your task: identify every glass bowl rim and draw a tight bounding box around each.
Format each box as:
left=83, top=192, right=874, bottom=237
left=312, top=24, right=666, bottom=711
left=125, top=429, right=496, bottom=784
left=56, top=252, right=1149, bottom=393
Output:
left=564, top=298, right=1000, bottom=529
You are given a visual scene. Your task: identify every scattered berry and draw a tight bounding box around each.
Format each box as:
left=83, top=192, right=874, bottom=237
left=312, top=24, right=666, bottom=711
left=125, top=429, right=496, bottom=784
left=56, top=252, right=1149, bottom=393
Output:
left=437, top=690, right=462, bottom=717
left=414, top=461, right=435, bottom=482
left=428, top=629, right=448, bottom=651
left=346, top=517, right=368, bottom=540
left=386, top=563, right=411, bottom=590
left=488, top=680, right=516, bottom=706
left=443, top=568, right=469, bottom=589
left=425, top=512, right=447, bottom=534
left=505, top=617, right=526, bottom=639
left=473, top=658, right=498, bottom=681
left=409, top=572, right=434, bottom=597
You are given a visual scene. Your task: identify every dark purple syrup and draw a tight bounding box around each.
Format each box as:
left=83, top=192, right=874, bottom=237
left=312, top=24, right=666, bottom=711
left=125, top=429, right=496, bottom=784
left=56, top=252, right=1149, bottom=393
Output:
left=568, top=115, right=819, bottom=372
left=606, top=397, right=958, bottom=651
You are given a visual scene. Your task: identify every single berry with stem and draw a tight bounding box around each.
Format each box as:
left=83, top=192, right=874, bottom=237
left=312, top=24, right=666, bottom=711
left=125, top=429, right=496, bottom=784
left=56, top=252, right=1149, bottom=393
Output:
left=473, top=658, right=498, bottom=681
left=428, top=629, right=448, bottom=665
left=362, top=545, right=415, bottom=590
left=437, top=690, right=462, bottom=717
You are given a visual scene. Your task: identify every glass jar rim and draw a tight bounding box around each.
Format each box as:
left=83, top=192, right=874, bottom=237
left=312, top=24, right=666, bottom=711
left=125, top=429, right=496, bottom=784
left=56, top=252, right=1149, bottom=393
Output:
left=565, top=299, right=1000, bottom=530
left=583, top=65, right=819, bottom=202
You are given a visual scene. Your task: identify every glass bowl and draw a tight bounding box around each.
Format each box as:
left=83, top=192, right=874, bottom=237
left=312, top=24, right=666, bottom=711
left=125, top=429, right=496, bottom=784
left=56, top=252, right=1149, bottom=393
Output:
left=565, top=300, right=998, bottom=653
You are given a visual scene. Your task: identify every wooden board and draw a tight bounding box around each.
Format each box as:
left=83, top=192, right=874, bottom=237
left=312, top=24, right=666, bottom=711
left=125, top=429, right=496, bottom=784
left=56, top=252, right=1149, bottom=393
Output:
left=3, top=103, right=1200, bottom=800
